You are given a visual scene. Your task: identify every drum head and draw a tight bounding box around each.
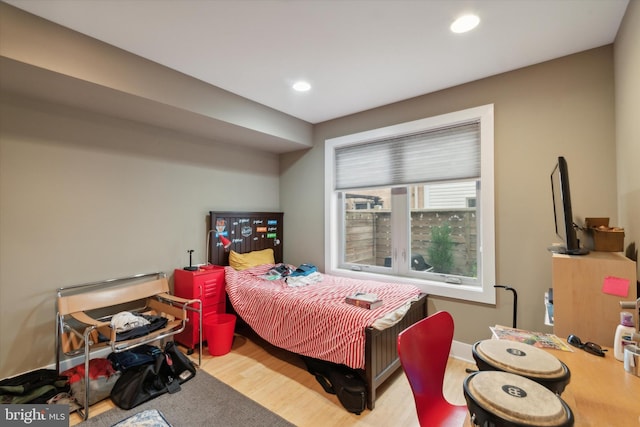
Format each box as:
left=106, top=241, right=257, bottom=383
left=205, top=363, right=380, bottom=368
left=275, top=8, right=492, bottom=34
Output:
left=465, top=371, right=570, bottom=426
left=476, top=339, right=564, bottom=378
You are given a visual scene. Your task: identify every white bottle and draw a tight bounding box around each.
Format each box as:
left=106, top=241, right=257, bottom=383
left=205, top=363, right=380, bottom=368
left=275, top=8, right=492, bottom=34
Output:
left=614, top=311, right=637, bottom=361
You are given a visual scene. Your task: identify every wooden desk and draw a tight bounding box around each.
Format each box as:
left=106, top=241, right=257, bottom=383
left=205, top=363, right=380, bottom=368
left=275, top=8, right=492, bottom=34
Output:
left=465, top=343, right=640, bottom=426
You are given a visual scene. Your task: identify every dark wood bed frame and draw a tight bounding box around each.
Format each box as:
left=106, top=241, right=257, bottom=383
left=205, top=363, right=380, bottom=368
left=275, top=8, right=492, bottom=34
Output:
left=208, top=211, right=427, bottom=409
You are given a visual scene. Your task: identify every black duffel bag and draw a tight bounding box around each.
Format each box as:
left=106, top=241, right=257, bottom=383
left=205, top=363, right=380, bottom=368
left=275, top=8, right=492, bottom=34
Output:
left=302, top=356, right=367, bottom=415
left=110, top=342, right=196, bottom=410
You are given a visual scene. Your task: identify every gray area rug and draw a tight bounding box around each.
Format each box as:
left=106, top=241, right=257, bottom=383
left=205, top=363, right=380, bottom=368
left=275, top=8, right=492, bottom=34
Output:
left=80, top=370, right=295, bottom=427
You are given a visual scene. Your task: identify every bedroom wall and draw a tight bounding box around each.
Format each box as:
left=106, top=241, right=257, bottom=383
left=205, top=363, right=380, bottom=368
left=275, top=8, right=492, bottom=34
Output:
left=281, top=45, right=617, bottom=345
left=615, top=0, right=640, bottom=278
left=0, top=2, right=309, bottom=378
left=0, top=94, right=281, bottom=377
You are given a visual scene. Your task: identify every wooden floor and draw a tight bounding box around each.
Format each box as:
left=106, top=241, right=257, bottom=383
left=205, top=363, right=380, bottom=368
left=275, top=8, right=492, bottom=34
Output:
left=70, top=327, right=475, bottom=426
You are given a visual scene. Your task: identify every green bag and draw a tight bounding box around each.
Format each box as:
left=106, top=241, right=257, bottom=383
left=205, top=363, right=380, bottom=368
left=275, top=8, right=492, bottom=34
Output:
left=0, top=369, right=68, bottom=404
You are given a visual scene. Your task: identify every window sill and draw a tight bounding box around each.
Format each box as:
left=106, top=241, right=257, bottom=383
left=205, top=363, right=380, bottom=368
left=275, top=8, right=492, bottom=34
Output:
left=326, top=267, right=496, bottom=304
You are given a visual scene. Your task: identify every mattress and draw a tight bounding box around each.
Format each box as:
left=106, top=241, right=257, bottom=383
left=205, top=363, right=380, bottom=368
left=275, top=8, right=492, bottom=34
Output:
left=224, top=264, right=422, bottom=369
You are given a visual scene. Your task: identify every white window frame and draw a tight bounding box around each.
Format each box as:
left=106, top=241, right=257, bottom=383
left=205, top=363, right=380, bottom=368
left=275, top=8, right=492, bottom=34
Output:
left=324, top=104, right=495, bottom=304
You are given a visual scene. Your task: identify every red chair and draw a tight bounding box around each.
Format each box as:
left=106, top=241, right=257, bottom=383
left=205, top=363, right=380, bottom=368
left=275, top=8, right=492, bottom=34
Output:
left=397, top=311, right=468, bottom=426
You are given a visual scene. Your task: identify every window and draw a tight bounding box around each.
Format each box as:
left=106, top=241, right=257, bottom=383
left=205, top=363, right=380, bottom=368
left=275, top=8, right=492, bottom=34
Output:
left=325, top=105, right=495, bottom=304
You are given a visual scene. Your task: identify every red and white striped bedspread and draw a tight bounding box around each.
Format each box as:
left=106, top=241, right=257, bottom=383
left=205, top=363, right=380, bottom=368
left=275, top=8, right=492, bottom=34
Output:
left=224, top=265, right=422, bottom=369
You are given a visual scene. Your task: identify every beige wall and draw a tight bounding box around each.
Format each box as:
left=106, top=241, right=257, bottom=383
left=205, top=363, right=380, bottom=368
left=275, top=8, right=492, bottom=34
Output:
left=282, top=46, right=618, bottom=345
left=0, top=94, right=281, bottom=376
left=615, top=0, right=640, bottom=277
left=0, top=2, right=300, bottom=378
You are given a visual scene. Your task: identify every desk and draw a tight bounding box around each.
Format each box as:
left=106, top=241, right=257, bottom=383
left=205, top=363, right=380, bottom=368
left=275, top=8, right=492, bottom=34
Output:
left=465, top=343, right=640, bottom=426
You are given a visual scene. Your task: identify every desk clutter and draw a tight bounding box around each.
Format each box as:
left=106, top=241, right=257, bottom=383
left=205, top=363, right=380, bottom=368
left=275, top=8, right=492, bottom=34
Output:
left=465, top=339, right=574, bottom=426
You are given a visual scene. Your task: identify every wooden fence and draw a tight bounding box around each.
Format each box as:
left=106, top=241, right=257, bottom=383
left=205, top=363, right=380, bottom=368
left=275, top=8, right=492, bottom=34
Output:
left=345, top=209, right=477, bottom=276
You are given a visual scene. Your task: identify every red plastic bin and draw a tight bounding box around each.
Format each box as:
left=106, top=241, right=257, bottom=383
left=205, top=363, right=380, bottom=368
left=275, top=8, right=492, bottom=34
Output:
left=204, top=314, right=236, bottom=356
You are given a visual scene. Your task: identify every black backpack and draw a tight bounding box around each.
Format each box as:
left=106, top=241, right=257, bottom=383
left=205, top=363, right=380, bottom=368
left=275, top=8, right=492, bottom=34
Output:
left=301, top=356, right=367, bottom=415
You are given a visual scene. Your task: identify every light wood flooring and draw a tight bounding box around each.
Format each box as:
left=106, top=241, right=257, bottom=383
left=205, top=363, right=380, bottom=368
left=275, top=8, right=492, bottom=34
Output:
left=70, top=327, right=475, bottom=426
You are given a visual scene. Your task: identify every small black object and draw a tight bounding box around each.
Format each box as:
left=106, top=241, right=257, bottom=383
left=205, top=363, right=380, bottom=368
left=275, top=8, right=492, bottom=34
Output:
left=271, top=264, right=291, bottom=276
left=184, top=249, right=198, bottom=271
left=567, top=334, right=607, bottom=357
left=301, top=356, right=367, bottom=415
left=410, top=254, right=433, bottom=271
left=494, top=285, right=518, bottom=328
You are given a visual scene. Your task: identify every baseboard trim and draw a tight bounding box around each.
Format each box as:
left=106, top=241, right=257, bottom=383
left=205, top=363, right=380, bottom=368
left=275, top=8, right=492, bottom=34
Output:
left=450, top=339, right=474, bottom=363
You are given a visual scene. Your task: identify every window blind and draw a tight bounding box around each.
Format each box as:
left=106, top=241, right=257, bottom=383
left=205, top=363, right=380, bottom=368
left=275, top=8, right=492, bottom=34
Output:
left=335, top=121, right=480, bottom=190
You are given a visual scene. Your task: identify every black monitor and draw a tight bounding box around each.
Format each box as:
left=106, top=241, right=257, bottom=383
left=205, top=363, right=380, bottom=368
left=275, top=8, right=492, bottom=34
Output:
left=550, top=156, right=588, bottom=255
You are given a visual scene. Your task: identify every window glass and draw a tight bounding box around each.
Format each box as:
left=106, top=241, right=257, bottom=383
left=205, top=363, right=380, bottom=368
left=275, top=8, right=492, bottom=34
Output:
left=410, top=181, right=478, bottom=280
left=325, top=105, right=495, bottom=303
left=342, top=188, right=392, bottom=267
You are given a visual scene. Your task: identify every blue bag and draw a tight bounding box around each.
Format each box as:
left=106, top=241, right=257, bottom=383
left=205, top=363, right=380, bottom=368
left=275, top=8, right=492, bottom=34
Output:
left=289, top=264, right=317, bottom=277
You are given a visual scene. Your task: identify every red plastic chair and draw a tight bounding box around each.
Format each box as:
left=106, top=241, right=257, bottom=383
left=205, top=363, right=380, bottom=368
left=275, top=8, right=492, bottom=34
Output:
left=397, top=311, right=468, bottom=426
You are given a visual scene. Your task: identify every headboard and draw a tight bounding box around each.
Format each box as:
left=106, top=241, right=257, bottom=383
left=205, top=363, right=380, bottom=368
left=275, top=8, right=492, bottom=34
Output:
left=208, top=211, right=284, bottom=266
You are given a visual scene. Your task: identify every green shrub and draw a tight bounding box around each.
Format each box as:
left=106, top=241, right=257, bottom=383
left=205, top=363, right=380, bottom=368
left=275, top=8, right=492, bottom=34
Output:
left=428, top=223, right=454, bottom=274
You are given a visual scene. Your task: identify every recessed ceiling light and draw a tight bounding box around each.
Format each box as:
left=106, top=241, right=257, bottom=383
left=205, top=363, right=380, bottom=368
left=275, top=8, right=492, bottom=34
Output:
left=450, top=14, right=480, bottom=33
left=292, top=81, right=311, bottom=92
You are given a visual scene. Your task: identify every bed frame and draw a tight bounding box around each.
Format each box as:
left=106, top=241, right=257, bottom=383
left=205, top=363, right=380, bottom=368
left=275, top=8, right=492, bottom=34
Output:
left=208, top=211, right=427, bottom=410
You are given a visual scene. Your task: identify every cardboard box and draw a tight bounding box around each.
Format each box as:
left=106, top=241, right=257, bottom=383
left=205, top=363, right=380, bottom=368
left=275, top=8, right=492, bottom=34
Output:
left=585, top=218, right=610, bottom=228
left=585, top=217, right=625, bottom=252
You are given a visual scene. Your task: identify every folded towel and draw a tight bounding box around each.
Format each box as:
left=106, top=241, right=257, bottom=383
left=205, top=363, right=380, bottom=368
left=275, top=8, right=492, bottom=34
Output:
left=285, top=271, right=323, bottom=287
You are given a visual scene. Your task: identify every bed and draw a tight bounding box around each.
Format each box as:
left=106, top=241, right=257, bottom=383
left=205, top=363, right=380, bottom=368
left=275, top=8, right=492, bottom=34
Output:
left=208, top=211, right=427, bottom=409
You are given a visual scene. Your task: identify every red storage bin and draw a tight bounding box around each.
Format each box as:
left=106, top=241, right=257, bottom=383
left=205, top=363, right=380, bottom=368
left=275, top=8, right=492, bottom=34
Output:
left=204, top=313, right=236, bottom=356
left=173, top=266, right=225, bottom=353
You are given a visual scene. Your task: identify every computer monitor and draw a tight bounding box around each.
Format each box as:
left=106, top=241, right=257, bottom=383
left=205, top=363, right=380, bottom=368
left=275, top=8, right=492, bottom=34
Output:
left=550, top=156, right=588, bottom=255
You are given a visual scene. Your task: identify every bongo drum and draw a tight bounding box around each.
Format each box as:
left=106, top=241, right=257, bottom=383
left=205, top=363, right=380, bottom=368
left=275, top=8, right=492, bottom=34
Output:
left=473, top=340, right=571, bottom=394
left=464, top=371, right=574, bottom=427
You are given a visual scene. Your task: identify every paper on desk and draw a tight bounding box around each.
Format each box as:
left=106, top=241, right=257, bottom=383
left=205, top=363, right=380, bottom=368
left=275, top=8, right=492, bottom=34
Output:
left=490, top=325, right=573, bottom=352
left=602, top=276, right=630, bottom=297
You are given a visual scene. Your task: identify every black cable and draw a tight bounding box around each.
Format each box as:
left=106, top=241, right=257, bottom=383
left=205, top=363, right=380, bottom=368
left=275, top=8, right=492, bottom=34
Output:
left=494, top=285, right=518, bottom=328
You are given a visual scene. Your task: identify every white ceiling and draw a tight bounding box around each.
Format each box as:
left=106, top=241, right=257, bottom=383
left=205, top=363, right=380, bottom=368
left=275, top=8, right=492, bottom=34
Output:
left=4, top=0, right=630, bottom=124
